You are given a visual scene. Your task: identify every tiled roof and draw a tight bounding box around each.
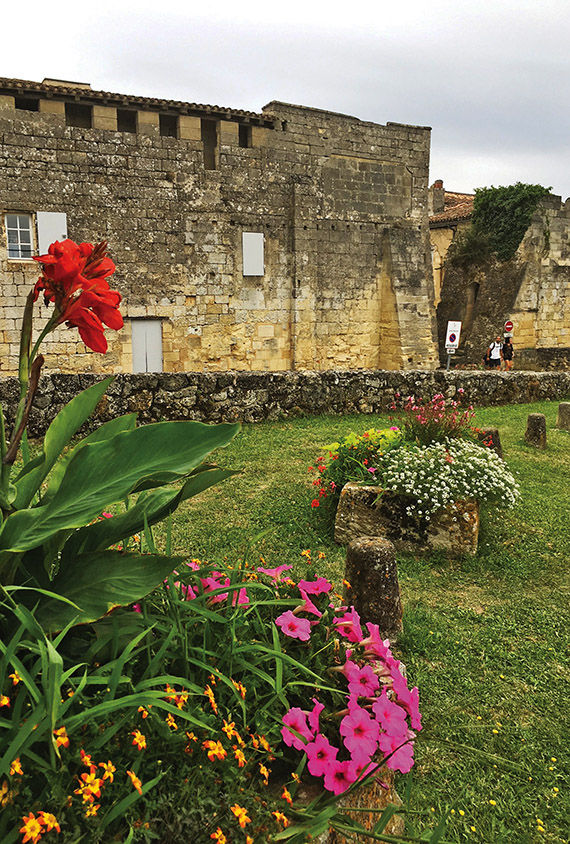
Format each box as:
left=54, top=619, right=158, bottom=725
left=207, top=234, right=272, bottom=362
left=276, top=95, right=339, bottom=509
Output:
left=430, top=190, right=474, bottom=226
left=0, top=77, right=275, bottom=127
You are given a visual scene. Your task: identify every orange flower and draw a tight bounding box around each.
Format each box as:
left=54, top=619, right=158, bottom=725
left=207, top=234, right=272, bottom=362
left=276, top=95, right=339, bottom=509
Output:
left=10, top=758, right=23, bottom=776
left=259, top=763, right=270, bottom=785
left=126, top=770, right=143, bottom=795
left=74, top=770, right=104, bottom=803
left=53, top=727, right=69, bottom=749
left=203, top=685, right=218, bottom=714
left=231, top=679, right=246, bottom=699
left=9, top=671, right=22, bottom=686
left=246, top=837, right=254, bottom=844
left=85, top=803, right=100, bottom=818
left=131, top=729, right=147, bottom=751
left=208, top=673, right=217, bottom=686
left=272, top=810, right=290, bottom=827
left=1, top=779, right=13, bottom=808
left=257, top=735, right=270, bottom=752
left=0, top=694, right=10, bottom=707
left=165, top=713, right=178, bottom=730
left=230, top=804, right=251, bottom=828
left=137, top=706, right=149, bottom=719
left=19, top=812, right=43, bottom=844
left=281, top=787, right=293, bottom=805
left=38, top=812, right=60, bottom=833
left=185, top=731, right=198, bottom=743
left=164, top=684, right=178, bottom=702
left=99, top=760, right=116, bottom=782
left=80, top=749, right=93, bottom=767
left=202, top=740, right=227, bottom=762
left=174, top=690, right=189, bottom=710
left=222, top=720, right=238, bottom=740
left=210, top=829, right=227, bottom=844
left=233, top=746, right=246, bottom=767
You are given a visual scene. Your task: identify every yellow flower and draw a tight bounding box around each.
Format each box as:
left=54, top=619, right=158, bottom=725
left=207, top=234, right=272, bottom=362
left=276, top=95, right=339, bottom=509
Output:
left=317, top=552, right=326, bottom=559
left=281, top=787, right=292, bottom=805
left=131, top=729, right=147, bottom=751
left=10, top=758, right=23, bottom=776
left=222, top=720, right=238, bottom=740
left=19, top=812, right=43, bottom=844
left=80, top=749, right=93, bottom=767
left=231, top=679, right=246, bottom=699
left=9, top=671, right=22, bottom=686
left=343, top=580, right=352, bottom=589
left=458, top=809, right=465, bottom=817
left=246, top=838, right=254, bottom=844
left=165, top=713, right=178, bottom=730
left=204, top=685, right=218, bottom=714
left=210, top=828, right=226, bottom=843
left=85, top=803, right=100, bottom=818
left=0, top=694, right=10, bottom=707
left=259, top=763, right=270, bottom=784
left=138, top=705, right=149, bottom=719
left=258, top=735, right=270, bottom=752
left=99, top=760, right=116, bottom=782
left=233, top=746, right=246, bottom=767
left=126, top=770, right=143, bottom=794
left=208, top=674, right=217, bottom=686
left=291, top=773, right=301, bottom=784
left=185, top=730, right=198, bottom=743
left=37, top=811, right=60, bottom=832
left=175, top=690, right=189, bottom=710
left=0, top=780, right=13, bottom=807
left=53, top=726, right=70, bottom=748
left=301, top=549, right=311, bottom=558
left=203, top=740, right=227, bottom=762
left=164, top=684, right=178, bottom=702
left=489, top=799, right=497, bottom=806
left=272, top=810, right=290, bottom=827
left=230, top=804, right=251, bottom=828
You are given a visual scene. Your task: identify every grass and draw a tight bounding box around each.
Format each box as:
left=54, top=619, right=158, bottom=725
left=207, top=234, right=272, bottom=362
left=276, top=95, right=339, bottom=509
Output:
left=159, top=399, right=569, bottom=843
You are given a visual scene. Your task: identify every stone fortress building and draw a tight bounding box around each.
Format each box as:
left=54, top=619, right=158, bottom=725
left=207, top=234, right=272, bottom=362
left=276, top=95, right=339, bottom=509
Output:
left=0, top=76, right=440, bottom=376
left=429, top=181, right=570, bottom=370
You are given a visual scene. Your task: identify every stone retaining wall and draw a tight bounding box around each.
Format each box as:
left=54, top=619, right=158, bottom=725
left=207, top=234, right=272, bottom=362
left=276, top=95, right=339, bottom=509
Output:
left=1, top=369, right=569, bottom=437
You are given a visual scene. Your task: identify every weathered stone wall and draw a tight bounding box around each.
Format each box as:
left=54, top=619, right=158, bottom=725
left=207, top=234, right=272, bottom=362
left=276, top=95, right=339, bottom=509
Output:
left=0, top=84, right=439, bottom=376
left=436, top=196, right=570, bottom=367
left=1, top=369, right=568, bottom=435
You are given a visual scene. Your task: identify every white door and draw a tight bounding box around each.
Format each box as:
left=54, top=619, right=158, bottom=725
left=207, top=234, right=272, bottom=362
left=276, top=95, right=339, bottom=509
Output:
left=131, top=320, right=163, bottom=373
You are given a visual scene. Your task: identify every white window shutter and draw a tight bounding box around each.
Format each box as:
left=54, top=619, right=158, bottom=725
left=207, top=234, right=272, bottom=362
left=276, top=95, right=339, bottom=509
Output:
left=131, top=320, right=163, bottom=373
left=242, top=232, right=264, bottom=276
left=36, top=212, right=68, bottom=254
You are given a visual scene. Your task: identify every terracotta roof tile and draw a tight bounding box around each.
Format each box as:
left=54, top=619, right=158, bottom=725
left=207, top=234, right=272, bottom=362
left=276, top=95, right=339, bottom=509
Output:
left=430, top=190, right=474, bottom=226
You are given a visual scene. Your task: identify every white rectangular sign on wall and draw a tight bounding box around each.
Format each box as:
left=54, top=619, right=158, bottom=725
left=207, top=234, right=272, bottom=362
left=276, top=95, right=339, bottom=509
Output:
left=445, top=320, right=462, bottom=350
left=36, top=212, right=68, bottom=254
left=242, top=232, right=264, bottom=276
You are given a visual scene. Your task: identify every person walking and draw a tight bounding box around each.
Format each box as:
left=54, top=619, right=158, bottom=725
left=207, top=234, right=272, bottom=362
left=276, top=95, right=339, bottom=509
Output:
left=502, top=336, right=514, bottom=371
left=487, top=335, right=503, bottom=369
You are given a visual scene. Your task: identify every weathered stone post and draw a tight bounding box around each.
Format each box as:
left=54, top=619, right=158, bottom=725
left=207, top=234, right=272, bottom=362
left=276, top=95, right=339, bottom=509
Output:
left=524, top=413, right=547, bottom=449
left=477, top=427, right=503, bottom=458
left=556, top=402, right=570, bottom=431
left=344, top=536, right=402, bottom=638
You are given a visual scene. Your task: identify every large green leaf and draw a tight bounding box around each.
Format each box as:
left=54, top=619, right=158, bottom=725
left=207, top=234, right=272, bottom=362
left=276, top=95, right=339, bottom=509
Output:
left=42, top=412, right=137, bottom=503
left=61, top=465, right=239, bottom=560
left=36, top=550, right=183, bottom=631
left=12, top=378, right=113, bottom=509
left=0, top=420, right=240, bottom=552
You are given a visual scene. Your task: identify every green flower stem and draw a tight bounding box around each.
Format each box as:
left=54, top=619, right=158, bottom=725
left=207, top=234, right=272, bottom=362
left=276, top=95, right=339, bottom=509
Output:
left=29, top=311, right=61, bottom=370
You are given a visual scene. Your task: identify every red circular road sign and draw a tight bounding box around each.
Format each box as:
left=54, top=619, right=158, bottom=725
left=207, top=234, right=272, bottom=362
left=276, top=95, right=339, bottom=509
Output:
left=504, top=320, right=513, bottom=332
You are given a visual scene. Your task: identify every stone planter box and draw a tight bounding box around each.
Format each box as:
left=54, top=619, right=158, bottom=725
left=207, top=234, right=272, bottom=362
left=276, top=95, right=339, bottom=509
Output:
left=334, top=483, right=479, bottom=556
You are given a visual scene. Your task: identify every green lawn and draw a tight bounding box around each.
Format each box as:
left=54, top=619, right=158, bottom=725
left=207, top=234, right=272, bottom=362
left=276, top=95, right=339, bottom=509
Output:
left=160, top=400, right=569, bottom=843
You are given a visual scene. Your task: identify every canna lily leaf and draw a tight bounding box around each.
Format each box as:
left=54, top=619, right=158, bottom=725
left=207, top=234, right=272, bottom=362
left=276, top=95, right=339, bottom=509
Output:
left=0, top=420, right=240, bottom=552
left=12, top=377, right=114, bottom=509
left=36, top=550, right=184, bottom=632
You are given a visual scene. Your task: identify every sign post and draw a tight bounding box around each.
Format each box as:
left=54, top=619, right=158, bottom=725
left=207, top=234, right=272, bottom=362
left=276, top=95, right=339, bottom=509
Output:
left=445, top=320, right=462, bottom=371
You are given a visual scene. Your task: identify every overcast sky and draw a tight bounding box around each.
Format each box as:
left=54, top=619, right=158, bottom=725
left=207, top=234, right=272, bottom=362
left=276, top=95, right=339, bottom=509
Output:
left=4, top=0, right=569, bottom=198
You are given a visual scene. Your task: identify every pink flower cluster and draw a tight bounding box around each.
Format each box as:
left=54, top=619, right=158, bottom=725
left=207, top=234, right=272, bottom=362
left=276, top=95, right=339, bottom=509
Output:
left=280, top=603, right=421, bottom=794
left=162, top=561, right=250, bottom=608
left=273, top=577, right=333, bottom=641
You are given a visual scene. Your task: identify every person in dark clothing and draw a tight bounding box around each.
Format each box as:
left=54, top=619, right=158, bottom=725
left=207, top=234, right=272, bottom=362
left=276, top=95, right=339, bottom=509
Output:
left=502, top=336, right=514, bottom=371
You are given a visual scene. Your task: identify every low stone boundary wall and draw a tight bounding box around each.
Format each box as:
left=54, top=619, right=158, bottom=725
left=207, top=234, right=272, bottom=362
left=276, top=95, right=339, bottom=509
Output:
left=1, top=369, right=569, bottom=436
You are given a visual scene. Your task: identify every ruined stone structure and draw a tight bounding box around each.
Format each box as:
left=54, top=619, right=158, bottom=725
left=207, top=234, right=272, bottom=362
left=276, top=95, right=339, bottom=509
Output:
left=429, top=183, right=570, bottom=369
left=0, top=77, right=439, bottom=376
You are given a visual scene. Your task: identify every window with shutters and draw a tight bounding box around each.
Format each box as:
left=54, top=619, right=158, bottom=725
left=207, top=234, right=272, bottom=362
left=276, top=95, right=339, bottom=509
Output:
left=242, top=232, right=264, bottom=276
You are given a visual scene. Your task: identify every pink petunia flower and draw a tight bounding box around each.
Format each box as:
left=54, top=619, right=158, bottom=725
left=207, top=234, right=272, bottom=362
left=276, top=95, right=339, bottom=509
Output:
left=257, top=564, right=293, bottom=582
left=232, top=587, right=250, bottom=607
left=307, top=698, right=324, bottom=734
left=378, top=730, right=415, bottom=774
left=333, top=607, right=363, bottom=643
left=295, top=589, right=322, bottom=618
left=174, top=581, right=197, bottom=600
left=297, top=577, right=332, bottom=595
left=132, top=603, right=142, bottom=613
left=323, top=759, right=358, bottom=795
left=390, top=673, right=422, bottom=731
left=200, top=572, right=230, bottom=603
left=281, top=707, right=313, bottom=750
left=372, top=688, right=408, bottom=736
left=275, top=611, right=311, bottom=642
left=339, top=706, right=379, bottom=758
left=349, top=754, right=379, bottom=781
left=345, top=663, right=380, bottom=699
left=305, top=734, right=338, bottom=777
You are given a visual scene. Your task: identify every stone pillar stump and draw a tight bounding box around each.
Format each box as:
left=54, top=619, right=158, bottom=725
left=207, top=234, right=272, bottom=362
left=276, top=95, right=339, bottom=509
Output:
left=344, top=537, right=402, bottom=638
left=524, top=413, right=546, bottom=449
left=556, top=403, right=570, bottom=431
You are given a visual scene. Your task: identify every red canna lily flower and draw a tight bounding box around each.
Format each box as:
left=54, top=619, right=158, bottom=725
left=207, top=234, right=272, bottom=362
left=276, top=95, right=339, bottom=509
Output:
left=33, top=239, right=122, bottom=353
